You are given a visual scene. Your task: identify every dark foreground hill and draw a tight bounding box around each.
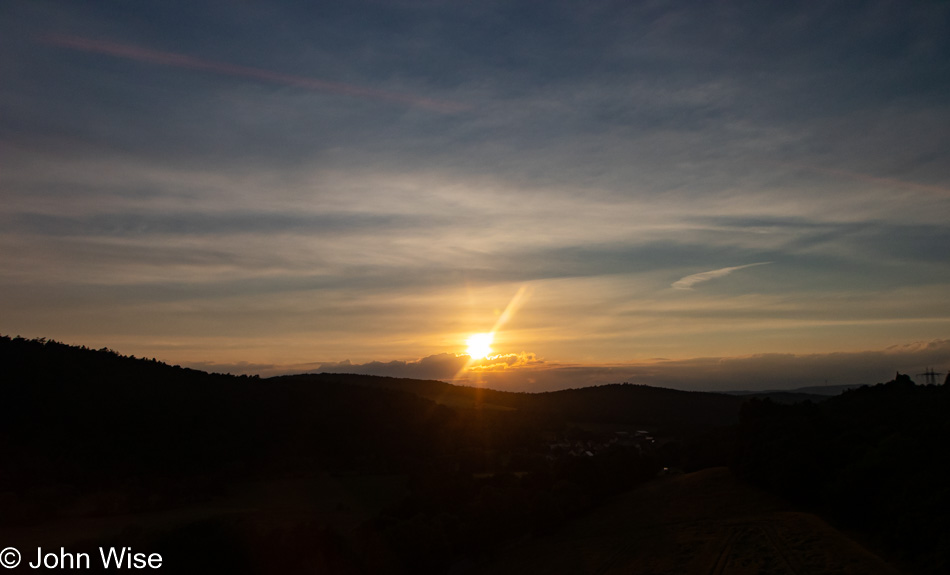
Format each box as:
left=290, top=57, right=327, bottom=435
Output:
left=477, top=466, right=903, bottom=575
left=735, top=374, right=950, bottom=574
left=0, top=336, right=740, bottom=573
left=273, top=372, right=744, bottom=431
left=3, top=336, right=944, bottom=573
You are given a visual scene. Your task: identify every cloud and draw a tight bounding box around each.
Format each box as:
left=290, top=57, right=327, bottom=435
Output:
left=450, top=339, right=950, bottom=392
left=6, top=209, right=436, bottom=239
left=40, top=34, right=467, bottom=112
left=187, top=355, right=472, bottom=381
left=209, top=338, right=950, bottom=393
left=189, top=351, right=549, bottom=381
left=310, top=351, right=546, bottom=380
left=777, top=162, right=950, bottom=197
left=312, top=353, right=470, bottom=381
left=672, top=262, right=772, bottom=290
left=467, top=352, right=544, bottom=372
left=2, top=2, right=949, bottom=373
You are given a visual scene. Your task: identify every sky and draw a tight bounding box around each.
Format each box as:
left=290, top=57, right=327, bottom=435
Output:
left=2, top=1, right=950, bottom=391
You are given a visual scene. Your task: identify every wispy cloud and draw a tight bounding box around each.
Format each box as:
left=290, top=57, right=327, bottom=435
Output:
left=777, top=162, right=950, bottom=197
left=672, top=262, right=772, bottom=290
left=2, top=2, right=948, bottom=378
left=39, top=34, right=467, bottom=113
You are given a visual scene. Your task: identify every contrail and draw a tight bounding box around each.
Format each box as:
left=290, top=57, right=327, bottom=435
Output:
left=40, top=34, right=468, bottom=113
left=672, top=262, right=771, bottom=290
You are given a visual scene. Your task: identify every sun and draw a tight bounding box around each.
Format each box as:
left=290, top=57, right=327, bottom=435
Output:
left=466, top=332, right=494, bottom=360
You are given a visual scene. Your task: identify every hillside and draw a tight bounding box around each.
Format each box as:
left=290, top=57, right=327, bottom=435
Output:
left=477, top=467, right=902, bottom=575
left=274, top=373, right=745, bottom=432
left=5, top=336, right=942, bottom=573
left=0, top=336, right=735, bottom=573
left=735, top=374, right=950, bottom=574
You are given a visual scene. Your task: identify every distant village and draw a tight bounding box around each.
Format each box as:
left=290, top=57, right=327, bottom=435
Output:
left=548, top=430, right=656, bottom=459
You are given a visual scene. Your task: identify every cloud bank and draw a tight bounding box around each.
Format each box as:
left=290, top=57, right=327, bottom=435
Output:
left=188, top=339, right=950, bottom=394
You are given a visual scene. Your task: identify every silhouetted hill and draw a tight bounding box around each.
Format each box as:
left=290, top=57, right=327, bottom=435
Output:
left=791, top=383, right=867, bottom=395
left=521, top=383, right=743, bottom=429
left=269, top=372, right=483, bottom=408
left=735, top=373, right=950, bottom=574
left=9, top=336, right=930, bottom=573
left=274, top=373, right=744, bottom=432
left=477, top=467, right=903, bottom=575
left=727, top=383, right=864, bottom=398
left=736, top=390, right=830, bottom=404
left=1, top=336, right=463, bottom=492
left=0, top=336, right=669, bottom=573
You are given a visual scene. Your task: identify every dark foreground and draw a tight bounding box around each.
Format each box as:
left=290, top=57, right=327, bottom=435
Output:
left=478, top=467, right=902, bottom=575
left=2, top=336, right=946, bottom=573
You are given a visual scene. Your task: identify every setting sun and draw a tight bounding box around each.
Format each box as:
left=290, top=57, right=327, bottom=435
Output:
left=466, top=333, right=494, bottom=360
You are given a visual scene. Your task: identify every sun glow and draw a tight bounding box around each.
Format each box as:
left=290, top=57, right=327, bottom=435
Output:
left=466, top=333, right=494, bottom=360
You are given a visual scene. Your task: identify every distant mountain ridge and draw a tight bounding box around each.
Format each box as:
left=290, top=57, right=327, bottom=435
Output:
left=271, top=373, right=745, bottom=430
left=726, top=383, right=865, bottom=397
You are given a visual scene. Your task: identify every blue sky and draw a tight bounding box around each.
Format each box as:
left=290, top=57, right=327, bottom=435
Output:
left=2, top=1, right=949, bottom=390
